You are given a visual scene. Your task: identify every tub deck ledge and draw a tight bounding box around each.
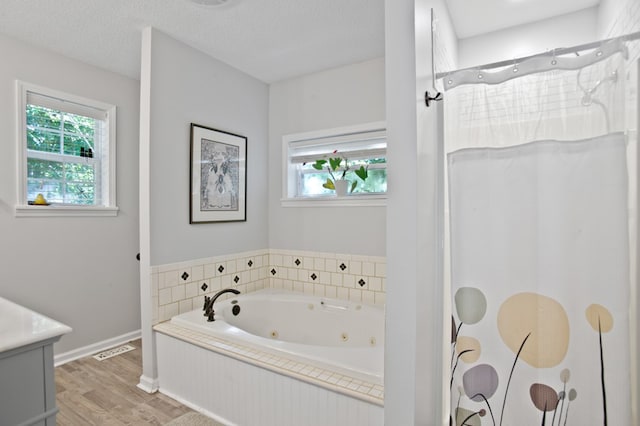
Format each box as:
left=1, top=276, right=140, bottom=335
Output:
left=153, top=321, right=384, bottom=406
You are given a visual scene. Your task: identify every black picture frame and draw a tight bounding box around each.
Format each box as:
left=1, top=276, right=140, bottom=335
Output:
left=189, top=123, right=247, bottom=223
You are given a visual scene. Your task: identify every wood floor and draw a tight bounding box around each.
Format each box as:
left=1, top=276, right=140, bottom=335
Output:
left=55, top=339, right=194, bottom=425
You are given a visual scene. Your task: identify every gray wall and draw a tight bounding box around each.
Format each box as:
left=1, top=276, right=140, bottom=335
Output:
left=268, top=58, right=386, bottom=256
left=0, top=34, right=141, bottom=354
left=147, top=29, right=269, bottom=266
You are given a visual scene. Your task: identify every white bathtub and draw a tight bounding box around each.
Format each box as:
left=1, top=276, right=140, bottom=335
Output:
left=171, top=289, right=384, bottom=384
left=155, top=289, right=385, bottom=425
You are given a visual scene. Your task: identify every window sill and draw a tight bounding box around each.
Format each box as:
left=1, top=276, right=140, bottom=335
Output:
left=281, top=194, right=386, bottom=208
left=15, top=205, right=119, bottom=217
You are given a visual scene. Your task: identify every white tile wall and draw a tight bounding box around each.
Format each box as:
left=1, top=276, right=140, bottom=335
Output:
left=268, top=249, right=387, bottom=307
left=150, top=248, right=387, bottom=324
left=151, top=249, right=270, bottom=323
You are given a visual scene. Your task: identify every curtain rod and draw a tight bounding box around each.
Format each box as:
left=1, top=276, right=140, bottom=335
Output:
left=435, top=30, right=640, bottom=80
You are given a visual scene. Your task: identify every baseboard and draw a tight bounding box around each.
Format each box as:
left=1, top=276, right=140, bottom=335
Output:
left=137, top=374, right=159, bottom=393
left=54, top=329, right=141, bottom=367
left=159, top=387, right=235, bottom=426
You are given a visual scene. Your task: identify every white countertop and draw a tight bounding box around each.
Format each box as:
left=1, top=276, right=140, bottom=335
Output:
left=0, top=296, right=72, bottom=353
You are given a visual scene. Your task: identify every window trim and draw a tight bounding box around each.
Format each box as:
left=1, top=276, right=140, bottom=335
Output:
left=282, top=121, right=387, bottom=207
left=15, top=81, right=118, bottom=217
left=281, top=194, right=387, bottom=208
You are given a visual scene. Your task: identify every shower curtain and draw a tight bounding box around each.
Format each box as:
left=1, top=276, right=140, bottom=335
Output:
left=446, top=45, right=636, bottom=426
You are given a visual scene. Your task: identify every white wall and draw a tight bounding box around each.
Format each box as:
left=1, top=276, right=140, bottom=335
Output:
left=268, top=58, right=386, bottom=256
left=146, top=29, right=269, bottom=266
left=457, top=7, right=598, bottom=69
left=597, top=0, right=639, bottom=59
left=384, top=0, right=455, bottom=424
left=0, top=34, right=141, bottom=355
left=597, top=0, right=620, bottom=37
left=597, top=0, right=635, bottom=37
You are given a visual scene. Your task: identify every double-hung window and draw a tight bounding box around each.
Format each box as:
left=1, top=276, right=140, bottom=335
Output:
left=283, top=121, right=387, bottom=205
left=16, top=82, right=117, bottom=216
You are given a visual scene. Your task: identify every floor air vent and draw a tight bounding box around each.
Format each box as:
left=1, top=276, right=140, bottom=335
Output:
left=92, top=344, right=135, bottom=361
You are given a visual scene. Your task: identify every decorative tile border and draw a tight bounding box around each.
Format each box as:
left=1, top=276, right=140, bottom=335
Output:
left=150, top=249, right=386, bottom=324
left=268, top=249, right=386, bottom=306
left=154, top=322, right=384, bottom=406
left=151, top=249, right=270, bottom=323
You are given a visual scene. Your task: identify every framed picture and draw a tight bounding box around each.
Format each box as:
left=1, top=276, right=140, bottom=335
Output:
left=190, top=123, right=247, bottom=223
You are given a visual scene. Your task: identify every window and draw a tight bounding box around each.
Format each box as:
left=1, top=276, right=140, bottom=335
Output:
left=16, top=81, right=117, bottom=216
left=283, top=122, right=387, bottom=206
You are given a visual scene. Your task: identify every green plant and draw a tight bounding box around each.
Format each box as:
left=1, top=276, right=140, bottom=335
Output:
left=311, top=152, right=368, bottom=193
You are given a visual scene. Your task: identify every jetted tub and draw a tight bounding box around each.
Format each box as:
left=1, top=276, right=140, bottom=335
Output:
left=155, top=288, right=385, bottom=425
left=169, top=289, right=384, bottom=385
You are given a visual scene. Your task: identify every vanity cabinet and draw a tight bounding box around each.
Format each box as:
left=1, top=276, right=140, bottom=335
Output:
left=0, top=297, right=71, bottom=426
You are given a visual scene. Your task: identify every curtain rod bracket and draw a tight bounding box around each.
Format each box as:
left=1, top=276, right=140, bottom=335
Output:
left=425, top=90, right=443, bottom=107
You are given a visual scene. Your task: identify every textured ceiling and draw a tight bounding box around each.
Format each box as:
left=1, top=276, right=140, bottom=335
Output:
left=0, top=0, right=385, bottom=83
left=0, top=0, right=600, bottom=83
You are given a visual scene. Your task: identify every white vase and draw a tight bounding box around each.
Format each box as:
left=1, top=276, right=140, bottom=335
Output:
left=334, top=179, right=349, bottom=197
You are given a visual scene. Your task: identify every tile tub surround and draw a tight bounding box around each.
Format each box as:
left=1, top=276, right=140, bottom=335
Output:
left=151, top=249, right=386, bottom=324
left=151, top=249, right=270, bottom=324
left=268, top=249, right=386, bottom=306
left=151, top=250, right=386, bottom=423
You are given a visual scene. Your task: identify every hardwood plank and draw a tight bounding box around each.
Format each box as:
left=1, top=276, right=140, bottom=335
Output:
left=56, top=396, right=97, bottom=426
left=73, top=358, right=155, bottom=406
left=55, top=339, right=197, bottom=425
left=146, top=394, right=192, bottom=419
left=111, top=402, right=173, bottom=426
left=82, top=388, right=133, bottom=412
left=57, top=390, right=127, bottom=425
left=55, top=366, right=93, bottom=395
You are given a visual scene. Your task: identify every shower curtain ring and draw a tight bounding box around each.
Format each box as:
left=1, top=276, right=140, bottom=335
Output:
left=551, top=48, right=558, bottom=66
